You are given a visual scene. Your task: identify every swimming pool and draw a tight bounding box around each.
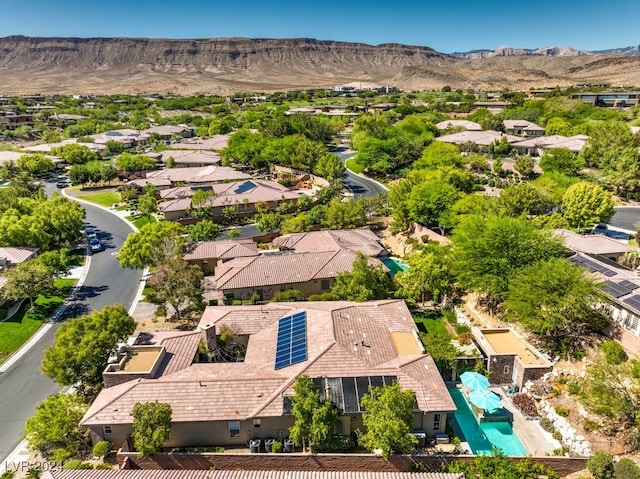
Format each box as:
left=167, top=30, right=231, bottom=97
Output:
left=448, top=388, right=527, bottom=456
left=382, top=257, right=408, bottom=276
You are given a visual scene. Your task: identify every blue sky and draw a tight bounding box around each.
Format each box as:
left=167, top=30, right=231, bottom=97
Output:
left=1, top=0, right=638, bottom=53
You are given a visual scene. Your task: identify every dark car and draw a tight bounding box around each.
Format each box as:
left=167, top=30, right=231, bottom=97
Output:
left=89, top=237, right=102, bottom=252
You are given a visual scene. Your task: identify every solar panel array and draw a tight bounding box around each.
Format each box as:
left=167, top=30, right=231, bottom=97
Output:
left=603, top=281, right=636, bottom=299
left=274, top=311, right=307, bottom=370
left=624, top=295, right=640, bottom=312
left=234, top=180, right=257, bottom=194
left=570, top=255, right=616, bottom=277
left=313, top=376, right=398, bottom=413
left=619, top=280, right=638, bottom=291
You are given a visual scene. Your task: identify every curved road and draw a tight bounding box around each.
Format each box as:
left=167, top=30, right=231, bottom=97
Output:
left=610, top=206, right=640, bottom=232
left=332, top=146, right=387, bottom=198
left=0, top=184, right=143, bottom=465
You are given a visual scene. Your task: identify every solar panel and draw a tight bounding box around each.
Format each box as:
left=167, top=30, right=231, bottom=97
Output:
left=619, top=280, right=638, bottom=291
left=234, top=180, right=257, bottom=194
left=571, top=256, right=616, bottom=277
left=624, top=295, right=640, bottom=312
left=603, top=281, right=630, bottom=299
left=274, top=311, right=308, bottom=370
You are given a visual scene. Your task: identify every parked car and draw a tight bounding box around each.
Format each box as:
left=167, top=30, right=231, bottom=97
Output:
left=56, top=180, right=70, bottom=188
left=89, top=237, right=102, bottom=252
left=84, top=226, right=97, bottom=239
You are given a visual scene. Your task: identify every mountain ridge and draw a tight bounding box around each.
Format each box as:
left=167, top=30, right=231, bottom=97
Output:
left=0, top=36, right=639, bottom=95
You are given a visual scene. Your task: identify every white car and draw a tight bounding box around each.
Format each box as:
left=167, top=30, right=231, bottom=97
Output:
left=89, top=237, right=102, bottom=252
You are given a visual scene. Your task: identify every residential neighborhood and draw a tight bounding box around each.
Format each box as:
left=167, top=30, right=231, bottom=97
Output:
left=1, top=82, right=640, bottom=479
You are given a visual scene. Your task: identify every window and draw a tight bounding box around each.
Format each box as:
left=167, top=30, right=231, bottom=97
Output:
left=253, top=419, right=261, bottom=429
left=503, top=365, right=510, bottom=374
left=228, top=421, right=241, bottom=438
left=103, top=426, right=112, bottom=435
left=433, top=413, right=441, bottom=431
left=321, top=279, right=330, bottom=291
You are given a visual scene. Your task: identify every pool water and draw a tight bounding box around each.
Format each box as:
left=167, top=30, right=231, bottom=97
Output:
left=382, top=257, right=408, bottom=276
left=448, top=388, right=527, bottom=456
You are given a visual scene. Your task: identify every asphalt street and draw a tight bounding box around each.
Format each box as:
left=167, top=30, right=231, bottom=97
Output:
left=332, top=147, right=387, bottom=198
left=610, top=206, right=640, bottom=232
left=0, top=182, right=143, bottom=465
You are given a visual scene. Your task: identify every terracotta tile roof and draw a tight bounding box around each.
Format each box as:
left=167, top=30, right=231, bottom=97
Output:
left=155, top=331, right=203, bottom=377
left=184, top=240, right=259, bottom=261
left=435, top=130, right=520, bottom=146
left=159, top=186, right=194, bottom=199
left=159, top=150, right=221, bottom=165
left=274, top=228, right=385, bottom=257
left=213, top=250, right=384, bottom=290
left=511, top=134, right=588, bottom=153
left=158, top=197, right=192, bottom=214
left=44, top=470, right=465, bottom=479
left=127, top=177, right=172, bottom=189
left=82, top=300, right=455, bottom=428
left=435, top=119, right=482, bottom=131
left=554, top=229, right=634, bottom=255
left=146, top=165, right=251, bottom=184
left=159, top=180, right=302, bottom=213
left=0, top=246, right=39, bottom=265
left=168, top=134, right=230, bottom=151
left=503, top=119, right=545, bottom=131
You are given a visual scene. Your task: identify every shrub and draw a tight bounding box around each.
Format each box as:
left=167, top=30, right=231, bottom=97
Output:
left=442, top=309, right=457, bottom=324
left=614, top=458, right=640, bottom=479
left=454, top=324, right=471, bottom=335
left=587, top=451, right=614, bottom=479
left=208, top=299, right=218, bottom=306
left=62, top=460, right=82, bottom=470
left=458, top=332, right=474, bottom=346
left=420, top=235, right=430, bottom=244
left=51, top=448, right=73, bottom=464
left=308, top=293, right=337, bottom=301
left=550, top=445, right=569, bottom=456
left=600, top=340, right=628, bottom=365
left=572, top=350, right=586, bottom=361
left=95, top=463, right=113, bottom=470
left=539, top=417, right=555, bottom=433
left=551, top=386, right=562, bottom=397
left=77, top=463, right=93, bottom=470
left=92, top=440, right=111, bottom=458
left=271, top=440, right=282, bottom=453
left=566, top=380, right=581, bottom=395
left=583, top=418, right=601, bottom=433
left=552, top=431, right=562, bottom=441
left=316, top=434, right=355, bottom=452
left=554, top=406, right=570, bottom=417
left=1, top=471, right=17, bottom=479
left=272, top=289, right=307, bottom=302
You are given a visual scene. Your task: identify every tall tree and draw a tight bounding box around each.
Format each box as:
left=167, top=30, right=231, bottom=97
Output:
left=42, top=305, right=136, bottom=395
left=313, top=153, right=345, bottom=182
left=504, top=258, right=609, bottom=355
left=395, top=244, right=453, bottom=305
left=322, top=197, right=366, bottom=230
left=188, top=220, right=221, bottom=242
left=146, top=259, right=204, bottom=321
left=561, top=181, right=614, bottom=230
left=137, top=192, right=158, bottom=220
left=118, top=221, right=186, bottom=269
left=17, top=153, right=55, bottom=175
left=331, top=252, right=392, bottom=302
left=359, top=383, right=417, bottom=460
left=131, top=402, right=173, bottom=457
left=289, top=375, right=340, bottom=453
left=1, top=261, right=53, bottom=308
left=23, top=393, right=90, bottom=459
left=539, top=148, right=583, bottom=176
left=452, top=215, right=566, bottom=309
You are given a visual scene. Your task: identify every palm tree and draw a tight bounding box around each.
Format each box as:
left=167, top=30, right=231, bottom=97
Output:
left=621, top=249, right=640, bottom=271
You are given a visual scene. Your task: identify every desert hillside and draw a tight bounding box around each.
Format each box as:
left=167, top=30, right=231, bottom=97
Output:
left=0, top=36, right=639, bottom=94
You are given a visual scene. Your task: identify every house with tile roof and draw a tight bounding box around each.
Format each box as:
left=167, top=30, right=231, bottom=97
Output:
left=502, top=119, right=545, bottom=137
left=159, top=180, right=303, bottom=224
left=435, top=120, right=482, bottom=131
left=81, top=300, right=456, bottom=450
left=213, top=249, right=386, bottom=301
left=273, top=228, right=386, bottom=257
left=158, top=150, right=222, bottom=168
left=511, top=134, right=588, bottom=157
left=554, top=229, right=634, bottom=262
left=434, top=130, right=520, bottom=147
left=184, top=239, right=259, bottom=275
left=0, top=246, right=39, bottom=270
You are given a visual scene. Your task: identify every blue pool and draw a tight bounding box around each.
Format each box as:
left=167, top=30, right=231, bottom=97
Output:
left=382, top=257, right=408, bottom=276
left=448, top=388, right=527, bottom=456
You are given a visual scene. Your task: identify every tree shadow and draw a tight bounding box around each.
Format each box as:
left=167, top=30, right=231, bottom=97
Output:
left=73, top=285, right=109, bottom=300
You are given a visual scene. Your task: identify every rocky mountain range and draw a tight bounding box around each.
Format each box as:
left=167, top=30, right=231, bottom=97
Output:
left=0, top=36, right=639, bottom=95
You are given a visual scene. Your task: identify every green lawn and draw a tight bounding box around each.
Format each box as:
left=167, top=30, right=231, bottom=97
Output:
left=0, top=278, right=76, bottom=365
left=413, top=311, right=452, bottom=337
left=76, top=191, right=121, bottom=207
left=346, top=156, right=365, bottom=174
left=126, top=214, right=157, bottom=229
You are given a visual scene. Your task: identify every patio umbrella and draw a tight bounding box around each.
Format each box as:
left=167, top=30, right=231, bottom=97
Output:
left=460, top=371, right=490, bottom=390
left=469, top=389, right=502, bottom=412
